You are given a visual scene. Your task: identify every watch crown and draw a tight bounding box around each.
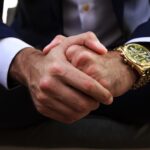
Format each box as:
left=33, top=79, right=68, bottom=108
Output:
left=131, top=64, right=135, bottom=68
left=124, top=58, right=128, bottom=63
left=115, top=43, right=150, bottom=89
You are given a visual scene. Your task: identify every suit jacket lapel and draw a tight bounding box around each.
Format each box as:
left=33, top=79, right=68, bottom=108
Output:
left=43, top=0, right=62, bottom=27
left=49, top=0, right=62, bottom=19
left=111, top=0, right=124, bottom=28
left=0, top=0, right=4, bottom=20
left=49, top=0, right=63, bottom=33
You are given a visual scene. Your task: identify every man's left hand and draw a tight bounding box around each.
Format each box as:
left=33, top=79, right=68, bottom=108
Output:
left=66, top=45, right=137, bottom=97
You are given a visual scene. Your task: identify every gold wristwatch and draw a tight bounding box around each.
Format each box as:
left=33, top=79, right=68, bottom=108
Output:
left=115, top=43, right=150, bottom=89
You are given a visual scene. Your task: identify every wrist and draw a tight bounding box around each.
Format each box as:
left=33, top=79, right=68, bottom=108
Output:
left=110, top=51, right=138, bottom=91
left=96, top=50, right=138, bottom=97
left=115, top=43, right=150, bottom=89
left=115, top=51, right=138, bottom=86
left=9, top=47, right=43, bottom=86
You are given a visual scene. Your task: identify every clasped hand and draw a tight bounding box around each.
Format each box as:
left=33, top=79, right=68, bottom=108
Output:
left=41, top=32, right=137, bottom=123
left=10, top=32, right=136, bottom=124
left=34, top=32, right=114, bottom=123
left=44, top=33, right=137, bottom=98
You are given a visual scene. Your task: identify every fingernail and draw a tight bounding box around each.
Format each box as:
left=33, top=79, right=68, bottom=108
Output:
left=43, top=45, right=49, bottom=50
left=95, top=41, right=108, bottom=53
left=108, top=96, right=113, bottom=105
left=43, top=38, right=58, bottom=51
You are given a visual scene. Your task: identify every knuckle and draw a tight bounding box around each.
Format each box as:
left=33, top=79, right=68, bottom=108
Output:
left=39, top=77, right=50, bottom=89
left=86, top=31, right=96, bottom=39
left=55, top=35, right=65, bottom=41
left=50, top=63, right=66, bottom=76
left=76, top=102, right=89, bottom=113
left=66, top=45, right=79, bottom=60
left=83, top=80, right=95, bottom=93
left=78, top=51, right=93, bottom=62
left=36, top=93, right=47, bottom=104
left=85, top=64, right=99, bottom=76
left=75, top=52, right=95, bottom=69
left=68, top=45, right=79, bottom=51
left=39, top=76, right=54, bottom=92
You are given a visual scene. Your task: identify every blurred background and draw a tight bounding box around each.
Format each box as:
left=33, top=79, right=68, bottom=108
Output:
left=2, top=0, right=18, bottom=23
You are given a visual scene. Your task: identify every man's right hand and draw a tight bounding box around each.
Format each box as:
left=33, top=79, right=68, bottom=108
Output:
left=9, top=32, right=113, bottom=124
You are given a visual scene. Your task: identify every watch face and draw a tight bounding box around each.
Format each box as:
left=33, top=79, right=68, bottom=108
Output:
left=124, top=44, right=150, bottom=66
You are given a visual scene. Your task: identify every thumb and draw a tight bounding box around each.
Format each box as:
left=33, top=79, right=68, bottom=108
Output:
left=59, top=32, right=108, bottom=55
left=43, top=35, right=66, bottom=55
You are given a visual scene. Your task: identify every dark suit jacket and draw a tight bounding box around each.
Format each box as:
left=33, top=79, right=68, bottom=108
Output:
left=0, top=0, right=150, bottom=48
left=0, top=0, right=150, bottom=127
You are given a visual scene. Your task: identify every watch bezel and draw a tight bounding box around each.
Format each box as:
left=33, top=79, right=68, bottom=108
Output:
left=115, top=43, right=150, bottom=89
left=123, top=44, right=150, bottom=67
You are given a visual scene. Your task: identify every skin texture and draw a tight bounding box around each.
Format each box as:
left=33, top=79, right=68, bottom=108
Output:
left=9, top=32, right=113, bottom=124
left=43, top=34, right=137, bottom=98
left=66, top=45, right=137, bottom=97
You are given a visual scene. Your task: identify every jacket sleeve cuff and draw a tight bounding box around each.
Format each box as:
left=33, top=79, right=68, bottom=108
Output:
left=126, top=37, right=150, bottom=44
left=0, top=37, right=32, bottom=89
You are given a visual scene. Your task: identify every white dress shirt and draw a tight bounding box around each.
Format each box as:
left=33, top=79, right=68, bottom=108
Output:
left=0, top=0, right=150, bottom=88
left=63, top=0, right=122, bottom=46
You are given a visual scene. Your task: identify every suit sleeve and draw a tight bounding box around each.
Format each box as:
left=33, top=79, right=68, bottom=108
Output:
left=0, top=2, right=32, bottom=89
left=127, top=19, right=150, bottom=43
left=0, top=21, right=18, bottom=38
left=0, top=0, right=17, bottom=39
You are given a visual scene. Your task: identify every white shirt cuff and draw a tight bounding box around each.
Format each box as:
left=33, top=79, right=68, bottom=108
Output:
left=126, top=37, right=150, bottom=44
left=0, top=37, right=32, bottom=89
